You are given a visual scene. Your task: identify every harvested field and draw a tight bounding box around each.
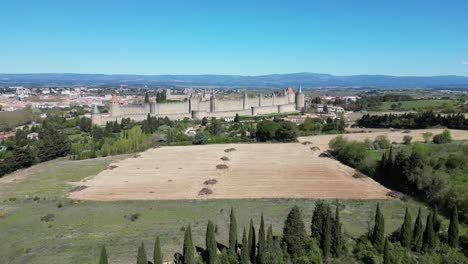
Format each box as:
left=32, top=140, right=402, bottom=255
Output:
left=299, top=128, right=468, bottom=150
left=70, top=143, right=390, bottom=201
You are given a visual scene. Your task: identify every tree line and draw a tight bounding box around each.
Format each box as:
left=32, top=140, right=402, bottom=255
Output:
left=357, top=112, right=467, bottom=130
left=97, top=203, right=463, bottom=264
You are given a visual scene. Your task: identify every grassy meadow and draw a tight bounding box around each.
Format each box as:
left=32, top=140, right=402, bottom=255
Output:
left=0, top=154, right=459, bottom=264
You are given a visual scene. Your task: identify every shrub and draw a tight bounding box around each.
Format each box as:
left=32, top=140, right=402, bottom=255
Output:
left=192, top=131, right=206, bottom=145
left=403, top=135, right=412, bottom=145
left=433, top=130, right=452, bottom=144
left=40, top=214, right=55, bottom=222
left=374, top=135, right=390, bottom=149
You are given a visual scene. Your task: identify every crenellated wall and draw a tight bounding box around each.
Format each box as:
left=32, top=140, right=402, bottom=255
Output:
left=92, top=90, right=304, bottom=125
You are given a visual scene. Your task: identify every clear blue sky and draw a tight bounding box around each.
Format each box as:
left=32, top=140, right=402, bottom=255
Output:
left=1, top=0, right=467, bottom=76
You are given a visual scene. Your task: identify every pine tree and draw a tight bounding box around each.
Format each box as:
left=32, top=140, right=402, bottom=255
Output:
left=311, top=200, right=327, bottom=243
left=399, top=208, right=412, bottom=248
left=229, top=208, right=238, bottom=253
left=371, top=203, right=385, bottom=252
left=282, top=205, right=307, bottom=256
left=183, top=225, right=194, bottom=264
left=241, top=227, right=251, bottom=264
left=321, top=205, right=332, bottom=258
left=206, top=221, right=218, bottom=264
left=422, top=212, right=435, bottom=251
left=99, top=246, right=108, bottom=264
left=137, top=242, right=148, bottom=264
left=383, top=238, right=392, bottom=264
left=257, top=213, right=266, bottom=264
left=154, top=236, right=163, bottom=264
left=331, top=206, right=342, bottom=257
left=266, top=225, right=273, bottom=262
left=412, top=208, right=424, bottom=252
left=448, top=206, right=459, bottom=248
left=248, top=219, right=256, bottom=264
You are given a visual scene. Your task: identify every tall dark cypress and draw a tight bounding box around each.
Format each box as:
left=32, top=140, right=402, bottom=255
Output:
left=422, top=212, right=435, bottom=251
left=241, top=227, right=250, bottom=264
left=412, top=208, right=424, bottom=252
left=311, top=200, right=327, bottom=243
left=331, top=206, right=342, bottom=257
left=399, top=208, right=412, bottom=248
left=145, top=92, right=150, bottom=103
left=183, top=225, right=194, bottom=264
left=321, top=205, right=332, bottom=258
left=371, top=203, right=385, bottom=252
left=154, top=236, right=163, bottom=264
left=229, top=208, right=238, bottom=253
left=432, top=206, right=441, bottom=234
left=282, top=205, right=307, bottom=256
left=383, top=238, right=391, bottom=264
left=266, top=225, right=273, bottom=262
left=257, top=213, right=266, bottom=264
left=137, top=242, right=148, bottom=264
left=448, top=206, right=459, bottom=248
left=99, top=246, right=108, bottom=264
left=206, top=221, right=218, bottom=264
left=248, top=219, right=256, bottom=264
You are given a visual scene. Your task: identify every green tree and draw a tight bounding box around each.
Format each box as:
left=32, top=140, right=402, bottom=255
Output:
left=321, top=205, right=332, bottom=258
left=183, top=225, right=194, bottom=264
left=229, top=208, right=238, bottom=253
left=282, top=205, right=307, bottom=256
left=248, top=219, right=256, bottom=264
left=331, top=206, right=342, bottom=257
left=448, top=206, right=459, bottom=248
left=154, top=236, right=163, bottom=264
left=311, top=200, right=327, bottom=243
left=145, top=92, right=150, bottom=103
left=432, top=206, right=441, bottom=234
left=206, top=221, right=218, bottom=264
left=274, top=121, right=297, bottom=142
left=257, top=213, right=266, bottom=264
left=412, top=208, right=424, bottom=252
left=371, top=203, right=385, bottom=252
left=383, top=239, right=392, bottom=264
left=241, top=227, right=250, bottom=264
left=422, top=212, right=435, bottom=252
left=266, top=225, right=273, bottom=263
left=99, top=246, right=108, bottom=264
left=234, top=113, right=240, bottom=123
left=192, top=131, right=206, bottom=145
left=256, top=120, right=279, bottom=141
left=399, top=208, right=412, bottom=248
left=137, top=242, right=148, bottom=264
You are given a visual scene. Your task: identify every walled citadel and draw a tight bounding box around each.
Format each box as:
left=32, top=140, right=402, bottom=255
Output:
left=91, top=87, right=305, bottom=125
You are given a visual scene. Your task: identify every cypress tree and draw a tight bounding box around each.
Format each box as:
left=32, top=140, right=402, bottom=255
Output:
left=183, top=225, right=194, bottom=264
left=412, top=208, right=424, bottom=252
left=371, top=203, right=385, bottom=252
left=282, top=205, right=307, bottom=256
left=331, top=206, right=342, bottom=257
left=399, top=208, right=412, bottom=248
left=311, top=200, right=327, bottom=243
left=206, top=220, right=218, bottom=264
left=154, top=236, right=163, bottom=264
left=248, top=219, right=256, bottom=264
left=422, top=212, right=435, bottom=251
left=321, top=205, right=332, bottom=258
left=241, top=227, right=250, bottom=264
left=383, top=238, right=391, bottom=264
left=432, top=206, right=441, bottom=234
left=145, top=92, right=150, bottom=103
left=137, top=242, right=148, bottom=264
left=448, top=206, right=459, bottom=248
left=257, top=213, right=266, bottom=264
left=229, top=208, right=238, bottom=253
left=99, top=246, right=108, bottom=264
left=266, top=225, right=273, bottom=262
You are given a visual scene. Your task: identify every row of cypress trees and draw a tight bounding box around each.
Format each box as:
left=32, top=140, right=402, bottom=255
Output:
left=97, top=203, right=460, bottom=264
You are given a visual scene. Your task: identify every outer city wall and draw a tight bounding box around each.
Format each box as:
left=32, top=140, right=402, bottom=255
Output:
left=92, top=89, right=304, bottom=125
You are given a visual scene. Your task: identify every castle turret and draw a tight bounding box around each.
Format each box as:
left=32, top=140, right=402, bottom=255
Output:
left=91, top=104, right=102, bottom=125
left=295, top=86, right=305, bottom=111
left=258, top=93, right=263, bottom=106
left=110, top=94, right=120, bottom=117
left=210, top=93, right=216, bottom=112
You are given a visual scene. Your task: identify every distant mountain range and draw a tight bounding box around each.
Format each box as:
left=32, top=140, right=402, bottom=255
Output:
left=1, top=73, right=468, bottom=88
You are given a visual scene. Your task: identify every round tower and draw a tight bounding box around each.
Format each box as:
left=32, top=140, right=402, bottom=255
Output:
left=91, top=104, right=102, bottom=125
left=295, top=86, right=305, bottom=111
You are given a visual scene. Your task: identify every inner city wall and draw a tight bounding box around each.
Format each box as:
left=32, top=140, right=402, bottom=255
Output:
left=92, top=89, right=305, bottom=125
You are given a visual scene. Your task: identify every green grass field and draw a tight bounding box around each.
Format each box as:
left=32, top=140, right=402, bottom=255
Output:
left=378, top=99, right=456, bottom=112
left=0, top=154, right=459, bottom=264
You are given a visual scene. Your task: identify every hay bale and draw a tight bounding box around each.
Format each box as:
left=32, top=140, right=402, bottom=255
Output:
left=352, top=172, right=366, bottom=179
left=216, top=164, right=229, bottom=170
left=220, top=156, right=229, bottom=161
left=198, top=188, right=213, bottom=196
left=318, top=151, right=333, bottom=158
left=302, top=141, right=312, bottom=145
left=108, top=165, right=118, bottom=170
left=224, top=148, right=236, bottom=153
left=70, top=186, right=88, bottom=192
left=310, top=146, right=320, bottom=151
left=203, top=179, right=218, bottom=185
left=133, top=154, right=141, bottom=158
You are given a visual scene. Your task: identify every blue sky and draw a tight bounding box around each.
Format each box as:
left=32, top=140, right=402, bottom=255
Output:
left=1, top=0, right=467, bottom=76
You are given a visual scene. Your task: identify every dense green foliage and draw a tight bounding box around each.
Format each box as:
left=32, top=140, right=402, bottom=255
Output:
left=282, top=205, right=308, bottom=256
left=99, top=246, right=108, bottom=264
left=357, top=112, right=467, bottom=130
left=137, top=242, right=148, bottom=264
left=399, top=208, right=413, bottom=248
left=371, top=204, right=385, bottom=252
left=229, top=208, right=238, bottom=253
left=154, top=236, right=163, bottom=264
left=183, top=226, right=194, bottom=264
